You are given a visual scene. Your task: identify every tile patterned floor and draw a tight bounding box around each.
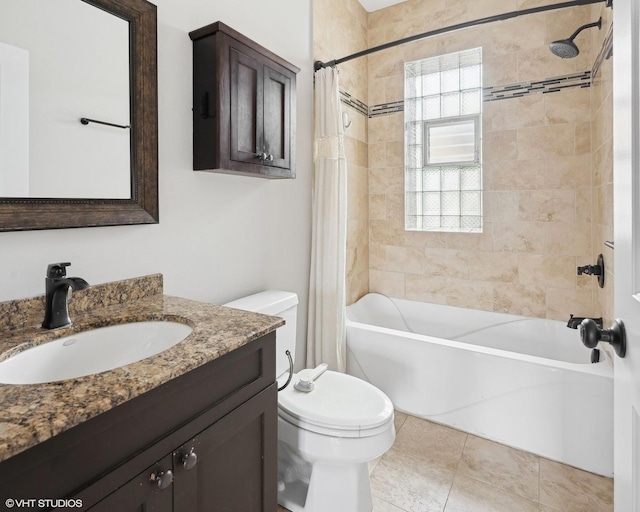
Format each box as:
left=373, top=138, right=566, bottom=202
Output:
left=277, top=412, right=613, bottom=512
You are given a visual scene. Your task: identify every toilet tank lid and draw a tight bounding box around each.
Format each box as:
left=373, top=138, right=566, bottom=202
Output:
left=224, top=290, right=298, bottom=315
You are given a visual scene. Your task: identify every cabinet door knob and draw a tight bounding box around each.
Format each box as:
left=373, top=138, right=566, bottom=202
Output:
left=266, top=154, right=274, bottom=162
left=181, top=448, right=198, bottom=470
left=152, top=469, right=174, bottom=490
left=256, top=152, right=267, bottom=161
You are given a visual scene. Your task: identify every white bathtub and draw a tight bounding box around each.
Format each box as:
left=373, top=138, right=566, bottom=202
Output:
left=345, top=293, right=613, bottom=476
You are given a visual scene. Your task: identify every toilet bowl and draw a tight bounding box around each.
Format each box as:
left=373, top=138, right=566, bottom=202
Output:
left=225, top=291, right=395, bottom=512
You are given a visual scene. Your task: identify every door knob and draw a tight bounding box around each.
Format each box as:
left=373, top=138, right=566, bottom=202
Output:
left=266, top=153, right=274, bottom=162
left=579, top=318, right=626, bottom=358
left=256, top=152, right=267, bottom=161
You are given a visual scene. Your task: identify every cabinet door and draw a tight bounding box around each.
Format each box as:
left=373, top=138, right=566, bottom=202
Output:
left=263, top=64, right=293, bottom=172
left=86, top=455, right=173, bottom=512
left=173, top=385, right=277, bottom=512
left=230, top=45, right=264, bottom=165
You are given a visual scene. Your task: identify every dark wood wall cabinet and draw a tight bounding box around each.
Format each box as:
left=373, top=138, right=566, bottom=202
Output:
left=189, top=22, right=299, bottom=179
left=0, top=333, right=277, bottom=512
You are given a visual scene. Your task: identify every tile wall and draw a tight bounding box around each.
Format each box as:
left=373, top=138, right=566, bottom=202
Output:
left=590, top=2, right=614, bottom=327
left=315, top=0, right=614, bottom=322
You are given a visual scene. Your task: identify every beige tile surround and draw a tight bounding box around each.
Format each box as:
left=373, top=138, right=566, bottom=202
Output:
left=277, top=412, right=613, bottom=512
left=366, top=1, right=610, bottom=321
left=316, top=0, right=614, bottom=322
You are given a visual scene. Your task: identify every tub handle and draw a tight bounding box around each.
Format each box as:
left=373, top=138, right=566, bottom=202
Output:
left=577, top=254, right=605, bottom=288
left=579, top=318, right=626, bottom=358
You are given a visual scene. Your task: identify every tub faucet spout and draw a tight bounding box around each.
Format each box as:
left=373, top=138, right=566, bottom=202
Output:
left=567, top=314, right=602, bottom=330
left=42, top=262, right=90, bottom=330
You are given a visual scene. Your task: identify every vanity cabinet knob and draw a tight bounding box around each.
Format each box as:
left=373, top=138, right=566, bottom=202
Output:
left=266, top=153, right=274, bottom=162
left=151, top=469, right=174, bottom=490
left=181, top=448, right=198, bottom=470
left=256, top=152, right=267, bottom=161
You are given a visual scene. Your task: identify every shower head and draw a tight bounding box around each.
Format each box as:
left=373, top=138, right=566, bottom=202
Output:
left=549, top=39, right=580, bottom=59
left=549, top=17, right=602, bottom=59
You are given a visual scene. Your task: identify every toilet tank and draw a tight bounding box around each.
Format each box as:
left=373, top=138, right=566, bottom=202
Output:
left=224, top=291, right=298, bottom=381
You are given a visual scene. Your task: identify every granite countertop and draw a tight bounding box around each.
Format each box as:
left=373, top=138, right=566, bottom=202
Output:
left=0, top=283, right=284, bottom=463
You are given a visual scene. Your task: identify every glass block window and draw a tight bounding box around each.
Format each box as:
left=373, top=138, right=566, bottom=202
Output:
left=405, top=47, right=483, bottom=232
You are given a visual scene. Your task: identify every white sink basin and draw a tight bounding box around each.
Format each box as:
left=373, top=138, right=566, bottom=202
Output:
left=0, top=321, right=193, bottom=385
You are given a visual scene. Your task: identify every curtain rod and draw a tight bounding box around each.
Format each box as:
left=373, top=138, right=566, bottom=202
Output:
left=314, top=0, right=611, bottom=71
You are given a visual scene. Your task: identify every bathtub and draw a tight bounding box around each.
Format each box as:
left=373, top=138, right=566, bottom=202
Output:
left=345, top=293, right=613, bottom=477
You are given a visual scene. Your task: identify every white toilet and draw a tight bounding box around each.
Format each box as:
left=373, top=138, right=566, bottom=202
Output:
left=225, top=291, right=395, bottom=512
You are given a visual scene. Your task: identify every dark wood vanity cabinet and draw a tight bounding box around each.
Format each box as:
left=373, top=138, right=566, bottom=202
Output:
left=0, top=333, right=277, bottom=512
left=190, top=22, right=299, bottom=178
left=87, top=388, right=276, bottom=512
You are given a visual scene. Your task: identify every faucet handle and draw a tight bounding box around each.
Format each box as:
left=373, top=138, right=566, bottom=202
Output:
left=46, top=262, right=71, bottom=278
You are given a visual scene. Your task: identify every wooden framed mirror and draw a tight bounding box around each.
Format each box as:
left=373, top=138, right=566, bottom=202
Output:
left=0, top=0, right=158, bottom=231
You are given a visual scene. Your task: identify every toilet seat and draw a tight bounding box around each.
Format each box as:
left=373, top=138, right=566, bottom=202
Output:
left=278, top=369, right=394, bottom=438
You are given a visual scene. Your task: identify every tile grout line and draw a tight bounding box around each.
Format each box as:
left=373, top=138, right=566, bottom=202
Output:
left=453, top=430, right=547, bottom=508
left=538, top=453, right=542, bottom=509
left=440, top=431, right=471, bottom=511
left=377, top=496, right=412, bottom=512
left=450, top=472, right=544, bottom=511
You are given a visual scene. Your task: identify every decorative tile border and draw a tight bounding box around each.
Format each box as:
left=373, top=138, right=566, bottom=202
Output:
left=483, top=71, right=591, bottom=102
left=339, top=90, right=368, bottom=117
left=369, top=100, right=405, bottom=117
left=340, top=70, right=593, bottom=118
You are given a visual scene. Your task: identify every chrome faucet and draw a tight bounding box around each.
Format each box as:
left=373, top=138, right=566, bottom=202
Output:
left=42, top=262, right=90, bottom=329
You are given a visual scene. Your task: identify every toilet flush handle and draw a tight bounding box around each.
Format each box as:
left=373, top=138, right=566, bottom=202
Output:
left=278, top=350, right=294, bottom=392
left=294, top=363, right=328, bottom=392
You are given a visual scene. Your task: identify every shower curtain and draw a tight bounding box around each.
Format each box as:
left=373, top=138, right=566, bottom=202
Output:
left=306, top=66, right=347, bottom=372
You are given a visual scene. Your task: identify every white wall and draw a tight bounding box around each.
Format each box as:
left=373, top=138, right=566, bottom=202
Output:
left=0, top=0, right=313, bottom=367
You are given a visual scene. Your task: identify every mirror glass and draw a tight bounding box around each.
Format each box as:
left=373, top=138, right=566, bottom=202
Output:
left=0, top=0, right=131, bottom=199
left=0, top=0, right=157, bottom=231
